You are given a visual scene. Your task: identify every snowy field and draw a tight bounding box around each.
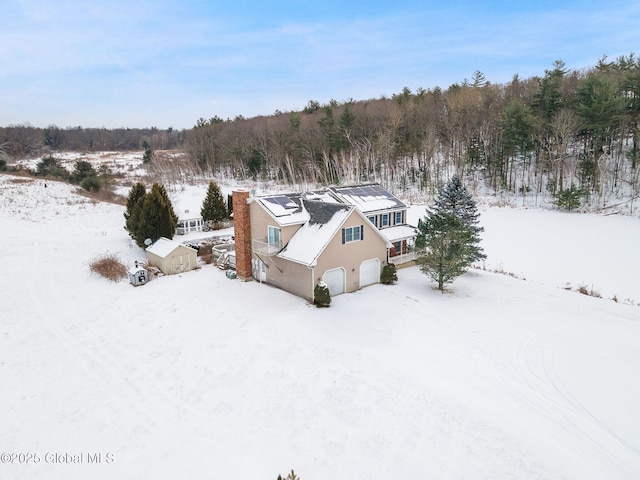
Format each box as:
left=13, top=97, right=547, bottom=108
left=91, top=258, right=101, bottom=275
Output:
left=1, top=174, right=639, bottom=480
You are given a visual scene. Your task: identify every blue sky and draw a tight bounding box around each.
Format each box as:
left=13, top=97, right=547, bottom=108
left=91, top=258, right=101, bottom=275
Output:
left=1, top=0, right=639, bottom=129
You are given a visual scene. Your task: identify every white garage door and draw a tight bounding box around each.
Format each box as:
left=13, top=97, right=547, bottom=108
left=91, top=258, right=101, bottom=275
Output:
left=322, top=267, right=345, bottom=296
left=359, top=258, right=380, bottom=288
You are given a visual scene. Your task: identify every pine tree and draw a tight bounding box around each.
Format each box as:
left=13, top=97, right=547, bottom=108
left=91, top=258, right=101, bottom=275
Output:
left=381, top=263, right=398, bottom=284
left=70, top=160, right=97, bottom=184
left=277, top=470, right=300, bottom=480
left=201, top=181, right=228, bottom=226
left=430, top=176, right=484, bottom=236
left=125, top=183, right=178, bottom=248
left=124, top=183, right=146, bottom=241
left=416, top=176, right=486, bottom=291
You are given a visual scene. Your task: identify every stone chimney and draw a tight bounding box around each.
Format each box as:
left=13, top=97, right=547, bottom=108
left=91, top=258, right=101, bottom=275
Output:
left=232, top=190, right=253, bottom=281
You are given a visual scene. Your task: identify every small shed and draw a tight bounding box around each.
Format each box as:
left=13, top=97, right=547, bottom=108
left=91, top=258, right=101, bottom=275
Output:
left=128, top=265, right=148, bottom=286
left=146, top=237, right=198, bottom=275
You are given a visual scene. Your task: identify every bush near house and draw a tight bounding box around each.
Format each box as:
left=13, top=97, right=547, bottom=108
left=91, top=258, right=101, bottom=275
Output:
left=314, top=282, right=331, bottom=307
left=381, top=263, right=398, bottom=284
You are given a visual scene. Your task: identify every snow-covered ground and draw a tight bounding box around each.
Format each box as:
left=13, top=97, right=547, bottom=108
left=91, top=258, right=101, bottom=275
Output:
left=1, top=174, right=639, bottom=480
left=10, top=151, right=148, bottom=178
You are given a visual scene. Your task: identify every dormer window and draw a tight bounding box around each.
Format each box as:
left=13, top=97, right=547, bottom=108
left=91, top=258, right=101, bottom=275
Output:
left=394, top=211, right=404, bottom=225
left=380, top=213, right=390, bottom=227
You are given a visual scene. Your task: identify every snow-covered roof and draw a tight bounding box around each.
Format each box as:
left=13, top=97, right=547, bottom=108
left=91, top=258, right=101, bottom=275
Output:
left=128, top=266, right=147, bottom=275
left=146, top=237, right=195, bottom=258
left=380, top=225, right=417, bottom=242
left=277, top=201, right=352, bottom=266
left=253, top=184, right=404, bottom=225
left=172, top=191, right=204, bottom=221
left=255, top=194, right=310, bottom=226
left=329, top=184, right=406, bottom=214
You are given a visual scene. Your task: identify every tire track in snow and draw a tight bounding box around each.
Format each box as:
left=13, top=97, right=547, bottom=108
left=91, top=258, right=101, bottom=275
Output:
left=388, top=307, right=640, bottom=479
left=26, top=227, right=203, bottom=430
left=486, top=337, right=640, bottom=478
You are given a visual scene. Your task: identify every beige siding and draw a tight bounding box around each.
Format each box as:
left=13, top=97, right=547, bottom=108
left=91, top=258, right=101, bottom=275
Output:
left=315, top=211, right=387, bottom=293
left=147, top=245, right=197, bottom=275
left=259, top=256, right=314, bottom=300
left=250, top=201, right=312, bottom=299
left=249, top=201, right=387, bottom=300
left=249, top=201, right=301, bottom=245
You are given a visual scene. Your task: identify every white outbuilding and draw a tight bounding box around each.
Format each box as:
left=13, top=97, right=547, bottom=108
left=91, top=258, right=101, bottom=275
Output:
left=128, top=264, right=149, bottom=286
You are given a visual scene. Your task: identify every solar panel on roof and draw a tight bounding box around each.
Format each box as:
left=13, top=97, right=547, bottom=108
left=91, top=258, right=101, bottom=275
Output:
left=332, top=184, right=405, bottom=211
left=262, top=195, right=301, bottom=217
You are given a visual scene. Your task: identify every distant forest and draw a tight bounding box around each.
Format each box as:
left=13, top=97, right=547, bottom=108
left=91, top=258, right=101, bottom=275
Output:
left=2, top=54, right=639, bottom=208
left=0, top=125, right=184, bottom=157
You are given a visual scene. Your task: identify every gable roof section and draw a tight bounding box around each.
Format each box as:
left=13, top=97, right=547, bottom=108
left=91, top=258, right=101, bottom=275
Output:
left=277, top=200, right=352, bottom=266
left=146, top=237, right=196, bottom=258
left=328, top=184, right=406, bottom=214
left=254, top=194, right=310, bottom=226
left=171, top=190, right=204, bottom=221
left=277, top=200, right=391, bottom=267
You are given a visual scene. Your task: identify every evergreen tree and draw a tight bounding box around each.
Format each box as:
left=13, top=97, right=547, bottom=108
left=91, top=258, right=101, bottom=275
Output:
left=416, top=176, right=486, bottom=291
left=201, top=181, right=228, bottom=225
left=70, top=160, right=97, bottom=184
left=134, top=183, right=178, bottom=248
left=381, top=263, right=398, bottom=284
left=430, top=176, right=485, bottom=236
left=124, top=183, right=146, bottom=241
left=415, top=213, right=478, bottom=291
left=124, top=183, right=177, bottom=248
left=533, top=60, right=567, bottom=122
left=314, top=282, right=331, bottom=307
left=34, top=156, right=69, bottom=179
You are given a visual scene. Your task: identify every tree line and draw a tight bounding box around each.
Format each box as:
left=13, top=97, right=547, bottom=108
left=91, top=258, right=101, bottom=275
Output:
left=184, top=54, right=640, bottom=210
left=3, top=54, right=639, bottom=211
left=0, top=125, right=185, bottom=158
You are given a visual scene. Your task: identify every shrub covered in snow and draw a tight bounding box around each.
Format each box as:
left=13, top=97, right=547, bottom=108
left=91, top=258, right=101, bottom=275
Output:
left=313, top=281, right=331, bottom=307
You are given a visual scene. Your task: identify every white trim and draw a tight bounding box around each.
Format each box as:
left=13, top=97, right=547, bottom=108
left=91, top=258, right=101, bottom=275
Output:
left=322, top=267, right=346, bottom=296
left=359, top=258, right=380, bottom=288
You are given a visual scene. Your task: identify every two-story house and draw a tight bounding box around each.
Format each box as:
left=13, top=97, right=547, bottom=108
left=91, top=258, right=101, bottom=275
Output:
left=232, top=184, right=416, bottom=302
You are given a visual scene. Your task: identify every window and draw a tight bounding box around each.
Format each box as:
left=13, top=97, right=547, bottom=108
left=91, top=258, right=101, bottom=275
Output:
left=267, top=226, right=281, bottom=247
left=394, top=211, right=404, bottom=225
left=380, top=213, right=390, bottom=227
left=342, top=225, right=363, bottom=244
left=368, top=215, right=377, bottom=227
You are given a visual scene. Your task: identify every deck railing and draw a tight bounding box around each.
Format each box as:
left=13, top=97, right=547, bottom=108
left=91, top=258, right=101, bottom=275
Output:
left=253, top=237, right=282, bottom=256
left=389, top=250, right=418, bottom=265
